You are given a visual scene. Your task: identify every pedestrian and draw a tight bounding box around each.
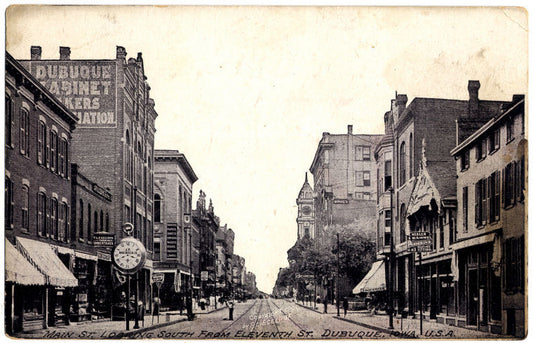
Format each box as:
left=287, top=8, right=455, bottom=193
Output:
left=226, top=299, right=234, bottom=320
left=324, top=298, right=328, bottom=314
left=343, top=297, right=349, bottom=317
left=152, top=297, right=160, bottom=324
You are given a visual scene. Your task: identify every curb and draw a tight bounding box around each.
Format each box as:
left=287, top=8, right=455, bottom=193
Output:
left=120, top=317, right=188, bottom=337
left=293, top=301, right=326, bottom=315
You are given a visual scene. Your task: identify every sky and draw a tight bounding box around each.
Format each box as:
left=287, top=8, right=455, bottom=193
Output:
left=5, top=6, right=528, bottom=292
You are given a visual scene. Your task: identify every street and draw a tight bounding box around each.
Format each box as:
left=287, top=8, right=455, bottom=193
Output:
left=148, top=298, right=387, bottom=339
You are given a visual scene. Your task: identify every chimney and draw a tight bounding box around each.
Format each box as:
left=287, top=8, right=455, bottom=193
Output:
left=116, top=46, right=127, bottom=59
left=30, top=46, right=42, bottom=60
left=396, top=94, right=408, bottom=114
left=347, top=124, right=353, bottom=135
left=59, top=46, right=71, bottom=60
left=468, top=80, right=480, bottom=115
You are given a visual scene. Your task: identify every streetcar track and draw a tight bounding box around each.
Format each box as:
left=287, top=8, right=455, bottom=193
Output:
left=250, top=299, right=264, bottom=332
left=264, top=297, right=280, bottom=333
left=269, top=298, right=308, bottom=332
left=219, top=299, right=258, bottom=332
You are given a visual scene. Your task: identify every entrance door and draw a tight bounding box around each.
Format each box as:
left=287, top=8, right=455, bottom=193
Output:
left=467, top=269, right=478, bottom=326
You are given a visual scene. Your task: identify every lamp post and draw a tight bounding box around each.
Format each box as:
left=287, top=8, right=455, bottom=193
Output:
left=388, top=186, right=395, bottom=329
left=336, top=232, right=340, bottom=317
left=184, top=213, right=194, bottom=321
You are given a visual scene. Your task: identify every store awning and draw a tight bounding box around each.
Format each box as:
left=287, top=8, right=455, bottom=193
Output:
left=16, top=237, right=78, bottom=287
left=353, top=260, right=386, bottom=294
left=5, top=239, right=46, bottom=286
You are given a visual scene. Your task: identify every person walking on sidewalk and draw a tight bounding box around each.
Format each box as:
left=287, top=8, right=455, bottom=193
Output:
left=323, top=298, right=328, bottom=314
left=226, top=299, right=235, bottom=320
left=342, top=297, right=349, bottom=318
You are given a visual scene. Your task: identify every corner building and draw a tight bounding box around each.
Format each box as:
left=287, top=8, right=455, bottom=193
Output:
left=20, top=46, right=158, bottom=310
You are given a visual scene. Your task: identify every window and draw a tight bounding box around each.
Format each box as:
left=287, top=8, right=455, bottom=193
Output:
left=19, top=108, right=30, bottom=156
left=476, top=138, right=487, bottom=161
left=99, top=210, right=104, bottom=232
left=409, top=133, right=413, bottom=178
left=488, top=171, right=501, bottom=223
left=37, top=121, right=46, bottom=165
left=462, top=187, right=468, bottom=232
left=153, top=241, right=161, bottom=261
left=384, top=232, right=391, bottom=246
left=50, top=131, right=58, bottom=172
left=514, top=157, right=525, bottom=203
left=78, top=199, right=84, bottom=240
left=506, top=117, right=514, bottom=143
left=94, top=211, right=98, bottom=238
left=45, top=125, right=50, bottom=168
left=503, top=162, right=515, bottom=208
left=5, top=177, right=14, bottom=230
left=59, top=202, right=68, bottom=242
left=5, top=95, right=13, bottom=147
left=87, top=203, right=92, bottom=241
left=400, top=204, right=406, bottom=242
left=385, top=210, right=391, bottom=227
left=384, top=160, right=392, bottom=190
left=21, top=185, right=29, bottom=231
left=154, top=194, right=161, bottom=222
left=106, top=213, right=110, bottom=232
left=504, top=235, right=524, bottom=293
left=460, top=151, right=470, bottom=171
left=37, top=192, right=46, bottom=236
left=64, top=140, right=69, bottom=178
left=439, top=217, right=444, bottom=248
left=488, top=128, right=500, bottom=153
left=58, top=138, right=65, bottom=177
left=355, top=146, right=371, bottom=161
left=363, top=171, right=371, bottom=186
left=449, top=211, right=455, bottom=245
left=50, top=198, right=58, bottom=239
left=399, top=142, right=406, bottom=185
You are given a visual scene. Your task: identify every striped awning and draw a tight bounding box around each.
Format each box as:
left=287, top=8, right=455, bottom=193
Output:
left=353, top=260, right=386, bottom=294
left=5, top=239, right=46, bottom=285
left=16, top=237, right=78, bottom=287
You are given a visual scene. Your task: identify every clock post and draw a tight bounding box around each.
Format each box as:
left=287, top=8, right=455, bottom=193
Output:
left=112, top=223, right=147, bottom=331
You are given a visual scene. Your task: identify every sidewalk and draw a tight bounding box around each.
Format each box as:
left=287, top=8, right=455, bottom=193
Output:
left=16, top=306, right=227, bottom=339
left=292, top=300, right=506, bottom=339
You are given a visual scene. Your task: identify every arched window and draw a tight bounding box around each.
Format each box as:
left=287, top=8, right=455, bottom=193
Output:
left=19, top=108, right=29, bottom=156
left=87, top=203, right=92, bottom=240
left=400, top=142, right=406, bottom=185
left=5, top=95, right=13, bottom=147
left=125, top=130, right=131, bottom=180
left=400, top=203, right=406, bottom=242
left=154, top=194, right=161, bottom=222
left=51, top=197, right=58, bottom=239
left=100, top=210, right=104, bottom=232
left=37, top=192, right=46, bottom=236
left=105, top=213, right=110, bottom=232
left=5, top=177, right=14, bottom=230
left=94, top=211, right=98, bottom=236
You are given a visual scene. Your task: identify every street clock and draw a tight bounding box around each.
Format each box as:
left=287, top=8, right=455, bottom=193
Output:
left=302, top=205, right=312, bottom=215
left=112, top=236, right=147, bottom=274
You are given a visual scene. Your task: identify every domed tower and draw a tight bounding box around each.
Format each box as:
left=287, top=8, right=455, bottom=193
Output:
left=296, top=173, right=315, bottom=240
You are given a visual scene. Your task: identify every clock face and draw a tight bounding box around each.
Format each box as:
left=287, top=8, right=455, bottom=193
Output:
left=112, top=237, right=146, bottom=273
left=302, top=206, right=311, bottom=215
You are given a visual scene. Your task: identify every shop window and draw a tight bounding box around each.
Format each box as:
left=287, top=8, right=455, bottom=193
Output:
left=504, top=236, right=524, bottom=293
left=19, top=108, right=30, bottom=157
left=5, top=177, right=14, bottom=230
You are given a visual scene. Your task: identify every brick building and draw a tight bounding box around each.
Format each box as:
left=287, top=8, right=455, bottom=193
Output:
left=309, top=125, right=382, bottom=239
left=216, top=224, right=235, bottom=298
left=19, top=46, right=158, bottom=310
left=5, top=53, right=78, bottom=333
left=192, top=191, right=220, bottom=300
left=451, top=95, right=525, bottom=336
left=153, top=149, right=197, bottom=311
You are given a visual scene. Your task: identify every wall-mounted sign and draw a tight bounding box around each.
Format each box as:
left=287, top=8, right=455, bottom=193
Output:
left=201, top=271, right=209, bottom=281
left=92, top=183, right=112, bottom=201
left=333, top=199, right=349, bottom=204
left=93, top=232, right=115, bottom=247
left=26, top=61, right=117, bottom=128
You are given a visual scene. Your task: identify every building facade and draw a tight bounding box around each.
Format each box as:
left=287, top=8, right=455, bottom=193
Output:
left=296, top=173, right=315, bottom=240
left=216, top=224, right=235, bottom=298
left=153, top=150, right=197, bottom=311
left=309, top=125, right=382, bottom=239
left=5, top=53, right=78, bottom=333
left=192, top=191, right=220, bottom=299
left=20, top=45, right=158, bottom=310
left=451, top=95, right=525, bottom=336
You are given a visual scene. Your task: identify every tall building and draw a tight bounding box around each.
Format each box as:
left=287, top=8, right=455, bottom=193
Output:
left=309, top=125, right=382, bottom=238
left=451, top=95, right=525, bottom=336
left=216, top=224, right=235, bottom=298
left=192, top=191, right=220, bottom=299
left=388, top=81, right=511, bottom=327
left=153, top=149, right=197, bottom=310
left=20, top=46, right=158, bottom=308
left=5, top=53, right=78, bottom=333
left=296, top=173, right=315, bottom=240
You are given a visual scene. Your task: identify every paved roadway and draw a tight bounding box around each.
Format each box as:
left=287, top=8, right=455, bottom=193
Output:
left=147, top=298, right=386, bottom=339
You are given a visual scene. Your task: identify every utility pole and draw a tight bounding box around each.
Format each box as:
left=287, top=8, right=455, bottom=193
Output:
left=336, top=232, right=340, bottom=317
left=388, top=186, right=395, bottom=329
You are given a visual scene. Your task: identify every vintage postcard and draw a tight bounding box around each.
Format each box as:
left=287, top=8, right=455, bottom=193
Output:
left=4, top=5, right=528, bottom=340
